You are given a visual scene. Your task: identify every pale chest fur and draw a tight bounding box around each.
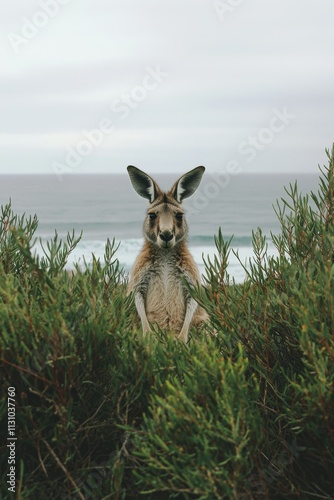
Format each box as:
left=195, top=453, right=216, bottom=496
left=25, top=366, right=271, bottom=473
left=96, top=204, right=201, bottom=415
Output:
left=145, top=260, right=188, bottom=331
left=127, top=242, right=208, bottom=336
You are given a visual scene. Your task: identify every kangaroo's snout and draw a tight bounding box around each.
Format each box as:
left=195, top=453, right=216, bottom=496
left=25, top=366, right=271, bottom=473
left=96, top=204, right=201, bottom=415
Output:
left=159, top=230, right=174, bottom=247
left=159, top=231, right=173, bottom=242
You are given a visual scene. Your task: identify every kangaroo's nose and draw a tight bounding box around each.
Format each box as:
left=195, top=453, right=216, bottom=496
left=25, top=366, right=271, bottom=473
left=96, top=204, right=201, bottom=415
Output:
left=159, top=231, right=173, bottom=242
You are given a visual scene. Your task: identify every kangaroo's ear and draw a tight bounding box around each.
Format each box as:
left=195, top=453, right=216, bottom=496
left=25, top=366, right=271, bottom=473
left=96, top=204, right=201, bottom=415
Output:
left=170, top=166, right=205, bottom=203
left=127, top=166, right=161, bottom=203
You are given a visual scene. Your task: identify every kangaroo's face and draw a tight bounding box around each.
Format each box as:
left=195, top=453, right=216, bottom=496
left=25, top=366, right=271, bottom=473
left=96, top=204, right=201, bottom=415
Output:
left=127, top=166, right=205, bottom=250
left=145, top=194, right=186, bottom=249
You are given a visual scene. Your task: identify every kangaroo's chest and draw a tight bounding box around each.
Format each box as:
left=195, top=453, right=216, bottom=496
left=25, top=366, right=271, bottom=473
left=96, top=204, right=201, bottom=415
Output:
left=145, top=262, right=186, bottom=329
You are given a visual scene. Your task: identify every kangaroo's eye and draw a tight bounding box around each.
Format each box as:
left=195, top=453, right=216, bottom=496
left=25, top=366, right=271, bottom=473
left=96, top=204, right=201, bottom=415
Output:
left=148, top=213, right=157, bottom=220
left=175, top=213, right=184, bottom=221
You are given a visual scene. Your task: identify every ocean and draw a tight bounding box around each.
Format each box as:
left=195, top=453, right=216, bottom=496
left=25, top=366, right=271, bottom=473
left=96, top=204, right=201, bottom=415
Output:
left=0, top=173, right=319, bottom=283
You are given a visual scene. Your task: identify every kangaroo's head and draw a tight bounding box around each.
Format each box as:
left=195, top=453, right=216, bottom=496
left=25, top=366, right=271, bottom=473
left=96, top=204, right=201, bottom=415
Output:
left=127, top=166, right=205, bottom=249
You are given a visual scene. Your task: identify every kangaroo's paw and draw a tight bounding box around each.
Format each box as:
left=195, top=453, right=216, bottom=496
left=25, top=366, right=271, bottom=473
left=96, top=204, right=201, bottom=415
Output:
left=177, top=329, right=188, bottom=343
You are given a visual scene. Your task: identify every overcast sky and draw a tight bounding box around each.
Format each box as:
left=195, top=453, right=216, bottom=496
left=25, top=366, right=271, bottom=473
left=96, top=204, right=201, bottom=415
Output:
left=0, top=0, right=333, bottom=175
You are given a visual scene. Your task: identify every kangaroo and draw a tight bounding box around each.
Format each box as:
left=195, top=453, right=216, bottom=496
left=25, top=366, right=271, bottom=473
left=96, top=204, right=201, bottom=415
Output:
left=126, top=165, right=208, bottom=343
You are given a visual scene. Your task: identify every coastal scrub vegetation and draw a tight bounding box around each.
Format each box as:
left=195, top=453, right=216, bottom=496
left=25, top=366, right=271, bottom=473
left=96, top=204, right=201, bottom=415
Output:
left=0, top=146, right=333, bottom=499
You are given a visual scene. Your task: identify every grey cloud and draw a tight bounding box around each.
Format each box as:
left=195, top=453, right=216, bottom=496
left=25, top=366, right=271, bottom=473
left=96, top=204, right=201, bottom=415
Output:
left=0, top=0, right=333, bottom=173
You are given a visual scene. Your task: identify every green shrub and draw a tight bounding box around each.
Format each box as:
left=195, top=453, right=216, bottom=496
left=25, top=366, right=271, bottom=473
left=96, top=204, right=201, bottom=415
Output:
left=192, top=146, right=334, bottom=498
left=131, top=343, right=261, bottom=499
left=0, top=145, right=333, bottom=499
